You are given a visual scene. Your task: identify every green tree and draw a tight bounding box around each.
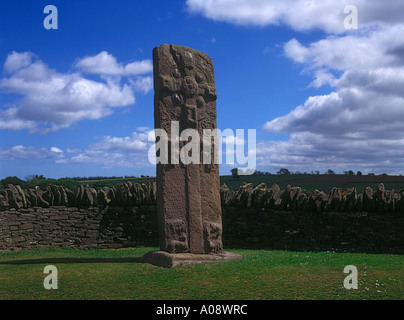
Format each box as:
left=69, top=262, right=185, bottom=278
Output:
left=23, top=175, right=80, bottom=190
left=57, top=178, right=81, bottom=190
left=1, top=176, right=26, bottom=187
left=25, top=175, right=47, bottom=188
left=231, top=168, right=240, bottom=179
left=327, top=169, right=335, bottom=175
left=277, top=168, right=290, bottom=175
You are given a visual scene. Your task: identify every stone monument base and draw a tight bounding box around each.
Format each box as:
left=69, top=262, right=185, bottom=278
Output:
left=141, top=251, right=242, bottom=268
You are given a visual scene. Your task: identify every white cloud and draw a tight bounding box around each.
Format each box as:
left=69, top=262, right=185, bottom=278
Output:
left=187, top=0, right=404, bottom=173
left=0, top=51, right=152, bottom=133
left=283, top=39, right=310, bottom=63
left=222, top=135, right=245, bottom=146
left=129, top=76, right=153, bottom=94
left=3, top=51, right=34, bottom=74
left=91, top=131, right=150, bottom=153
left=266, top=24, right=404, bottom=139
left=50, top=146, right=63, bottom=154
left=262, top=22, right=404, bottom=173
left=57, top=130, right=154, bottom=168
left=309, top=69, right=337, bottom=88
left=66, top=148, right=82, bottom=154
left=0, top=145, right=64, bottom=161
left=0, top=108, right=37, bottom=131
left=75, top=51, right=152, bottom=76
left=186, top=0, right=404, bottom=33
left=57, top=151, right=136, bottom=168
left=283, top=28, right=401, bottom=72
left=256, top=133, right=404, bottom=175
left=136, top=126, right=151, bottom=132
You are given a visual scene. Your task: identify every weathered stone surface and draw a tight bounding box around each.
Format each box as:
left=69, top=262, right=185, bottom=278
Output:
left=363, top=186, right=374, bottom=212
left=235, top=183, right=254, bottom=207
left=6, top=184, right=24, bottom=209
left=83, top=185, right=97, bottom=207
left=35, top=186, right=50, bottom=207
left=251, top=182, right=267, bottom=207
left=42, top=186, right=54, bottom=206
left=97, top=188, right=110, bottom=206
left=0, top=190, right=9, bottom=210
left=153, top=44, right=222, bottom=254
left=328, top=187, right=342, bottom=211
left=15, top=185, right=28, bottom=208
left=75, top=184, right=85, bottom=205
left=263, top=183, right=282, bottom=210
left=49, top=184, right=62, bottom=206
left=141, top=250, right=242, bottom=268
left=220, top=183, right=235, bottom=207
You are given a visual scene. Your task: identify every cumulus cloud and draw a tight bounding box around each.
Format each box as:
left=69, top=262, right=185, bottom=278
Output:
left=223, top=135, right=244, bottom=145
left=3, top=51, right=34, bottom=74
left=265, top=24, right=404, bottom=138
left=1, top=127, right=250, bottom=171
left=256, top=133, right=404, bottom=175
left=75, top=51, right=152, bottom=76
left=57, top=151, right=137, bottom=169
left=129, top=76, right=153, bottom=94
left=262, top=22, right=404, bottom=172
left=0, top=51, right=152, bottom=133
left=91, top=131, right=150, bottom=153
left=57, top=130, right=154, bottom=168
left=186, top=0, right=404, bottom=33
left=187, top=0, right=404, bottom=173
left=0, top=145, right=64, bottom=161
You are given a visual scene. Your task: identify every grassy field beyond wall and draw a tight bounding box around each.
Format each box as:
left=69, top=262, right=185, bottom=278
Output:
left=75, top=174, right=404, bottom=194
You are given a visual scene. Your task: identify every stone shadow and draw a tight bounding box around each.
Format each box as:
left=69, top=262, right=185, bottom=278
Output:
left=0, top=256, right=142, bottom=265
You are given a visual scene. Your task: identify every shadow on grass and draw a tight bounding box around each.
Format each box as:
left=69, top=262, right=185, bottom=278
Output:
left=0, top=257, right=143, bottom=265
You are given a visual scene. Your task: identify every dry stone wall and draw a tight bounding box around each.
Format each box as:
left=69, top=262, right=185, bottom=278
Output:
left=220, top=182, right=404, bottom=214
left=0, top=205, right=158, bottom=251
left=0, top=182, right=403, bottom=253
left=0, top=181, right=156, bottom=210
left=0, top=182, right=158, bottom=251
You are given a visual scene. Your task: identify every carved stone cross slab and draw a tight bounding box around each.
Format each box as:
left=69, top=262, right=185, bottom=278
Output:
left=153, top=44, right=223, bottom=254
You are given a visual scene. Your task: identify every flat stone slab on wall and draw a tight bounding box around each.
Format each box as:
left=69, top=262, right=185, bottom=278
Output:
left=141, top=250, right=242, bottom=268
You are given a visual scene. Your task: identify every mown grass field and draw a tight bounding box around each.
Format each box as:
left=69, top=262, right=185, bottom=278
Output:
left=0, top=247, right=402, bottom=300
left=220, top=174, right=404, bottom=193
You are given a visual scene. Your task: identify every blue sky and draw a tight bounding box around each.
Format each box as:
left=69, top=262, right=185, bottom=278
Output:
left=1, top=0, right=404, bottom=179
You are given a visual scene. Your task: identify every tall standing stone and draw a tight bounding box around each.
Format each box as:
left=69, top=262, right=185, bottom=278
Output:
left=153, top=44, right=223, bottom=254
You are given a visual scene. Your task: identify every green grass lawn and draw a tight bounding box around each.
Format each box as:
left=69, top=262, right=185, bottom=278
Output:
left=0, top=247, right=402, bottom=300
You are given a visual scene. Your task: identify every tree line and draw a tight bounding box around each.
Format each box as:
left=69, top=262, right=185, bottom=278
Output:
left=230, top=168, right=384, bottom=178
left=0, top=175, right=82, bottom=190
left=69, top=175, right=145, bottom=181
